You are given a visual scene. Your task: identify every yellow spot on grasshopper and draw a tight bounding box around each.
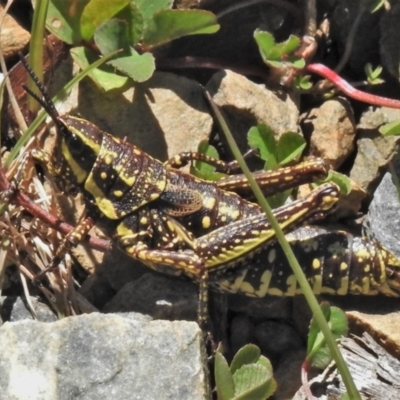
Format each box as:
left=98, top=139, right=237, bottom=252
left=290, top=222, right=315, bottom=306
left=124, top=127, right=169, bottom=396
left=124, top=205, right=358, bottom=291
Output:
left=140, top=217, right=148, bottom=225
left=312, top=258, right=321, bottom=269
left=202, top=216, right=211, bottom=229
left=104, top=155, right=113, bottom=165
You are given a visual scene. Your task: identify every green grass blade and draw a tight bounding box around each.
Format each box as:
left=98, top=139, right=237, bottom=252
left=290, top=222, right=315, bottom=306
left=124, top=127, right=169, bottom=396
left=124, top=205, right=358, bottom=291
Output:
left=206, top=91, right=361, bottom=400
left=27, top=0, right=50, bottom=113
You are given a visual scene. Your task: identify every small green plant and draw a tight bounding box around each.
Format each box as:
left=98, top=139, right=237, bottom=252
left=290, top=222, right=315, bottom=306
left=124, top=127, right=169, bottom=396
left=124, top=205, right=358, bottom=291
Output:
left=253, top=30, right=304, bottom=70
left=379, top=119, right=400, bottom=136
left=247, top=124, right=305, bottom=207
left=364, top=63, right=384, bottom=86
left=301, top=303, right=349, bottom=398
left=45, top=0, right=219, bottom=90
left=293, top=74, right=313, bottom=91
left=306, top=303, right=349, bottom=370
left=214, top=344, right=277, bottom=400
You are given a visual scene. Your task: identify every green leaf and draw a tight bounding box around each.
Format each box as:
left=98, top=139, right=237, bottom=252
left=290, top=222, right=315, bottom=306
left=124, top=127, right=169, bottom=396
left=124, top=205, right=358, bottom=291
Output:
left=143, top=9, right=219, bottom=47
left=114, top=2, right=144, bottom=45
left=307, top=304, right=348, bottom=369
left=365, top=63, right=384, bottom=85
left=310, top=346, right=333, bottom=370
left=247, top=125, right=278, bottom=170
left=108, top=50, right=155, bottom=82
left=379, top=119, right=400, bottom=136
left=233, top=364, right=276, bottom=400
left=70, top=47, right=130, bottom=91
left=215, top=351, right=235, bottom=400
left=253, top=30, right=276, bottom=63
left=230, top=344, right=261, bottom=375
left=254, top=30, right=304, bottom=69
left=293, top=75, right=312, bottom=90
left=267, top=190, right=292, bottom=209
left=80, top=0, right=130, bottom=41
left=329, top=307, right=348, bottom=338
left=272, top=35, right=301, bottom=59
left=191, top=141, right=227, bottom=181
left=46, top=0, right=90, bottom=44
left=307, top=302, right=331, bottom=355
left=134, top=0, right=173, bottom=24
left=276, top=132, right=306, bottom=165
left=95, top=18, right=131, bottom=55
left=324, top=171, right=352, bottom=195
left=94, top=19, right=155, bottom=82
left=193, top=141, right=218, bottom=175
left=256, top=355, right=273, bottom=373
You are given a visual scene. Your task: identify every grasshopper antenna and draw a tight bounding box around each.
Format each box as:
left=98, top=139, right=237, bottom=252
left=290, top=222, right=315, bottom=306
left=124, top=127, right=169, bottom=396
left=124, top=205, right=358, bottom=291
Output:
left=18, top=52, right=60, bottom=124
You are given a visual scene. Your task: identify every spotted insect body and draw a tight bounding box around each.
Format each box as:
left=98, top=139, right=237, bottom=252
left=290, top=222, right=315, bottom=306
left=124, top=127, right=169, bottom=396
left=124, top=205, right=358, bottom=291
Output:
left=19, top=57, right=400, bottom=325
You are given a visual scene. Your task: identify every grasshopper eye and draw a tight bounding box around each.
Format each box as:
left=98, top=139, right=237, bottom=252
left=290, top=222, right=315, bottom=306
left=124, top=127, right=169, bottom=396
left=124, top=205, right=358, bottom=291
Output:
left=66, top=133, right=85, bottom=155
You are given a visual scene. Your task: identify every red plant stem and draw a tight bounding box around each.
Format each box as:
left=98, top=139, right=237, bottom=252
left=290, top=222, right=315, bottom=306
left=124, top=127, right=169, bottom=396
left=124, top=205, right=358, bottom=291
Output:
left=307, top=63, right=400, bottom=109
left=0, top=167, right=110, bottom=252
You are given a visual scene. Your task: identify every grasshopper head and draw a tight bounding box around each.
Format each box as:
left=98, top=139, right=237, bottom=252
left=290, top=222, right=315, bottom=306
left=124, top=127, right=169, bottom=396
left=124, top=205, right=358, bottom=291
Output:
left=55, top=115, right=103, bottom=186
left=20, top=56, right=103, bottom=190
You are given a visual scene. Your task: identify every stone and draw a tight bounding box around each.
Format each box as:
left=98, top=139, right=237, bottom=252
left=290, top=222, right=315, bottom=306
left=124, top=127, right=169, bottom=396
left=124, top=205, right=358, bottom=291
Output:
left=302, top=98, right=356, bottom=169
left=368, top=171, right=400, bottom=258
left=350, top=107, right=400, bottom=195
left=206, top=70, right=300, bottom=155
left=0, top=5, right=30, bottom=61
left=254, top=320, right=303, bottom=362
left=0, top=313, right=210, bottom=400
left=0, top=296, right=57, bottom=324
left=103, top=273, right=198, bottom=321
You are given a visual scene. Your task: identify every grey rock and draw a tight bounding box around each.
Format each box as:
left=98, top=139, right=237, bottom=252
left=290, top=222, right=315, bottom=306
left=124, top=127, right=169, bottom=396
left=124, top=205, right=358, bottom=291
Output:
left=228, top=294, right=292, bottom=320
left=254, top=320, right=303, bottom=361
left=274, top=348, right=306, bottom=400
left=229, top=314, right=255, bottom=356
left=78, top=273, right=116, bottom=310
left=103, top=273, right=198, bottom=321
left=368, top=171, right=400, bottom=258
left=0, top=313, right=210, bottom=400
left=91, top=246, right=149, bottom=294
left=206, top=70, right=300, bottom=155
left=0, top=296, right=57, bottom=323
left=350, top=107, right=400, bottom=195
left=291, top=296, right=313, bottom=341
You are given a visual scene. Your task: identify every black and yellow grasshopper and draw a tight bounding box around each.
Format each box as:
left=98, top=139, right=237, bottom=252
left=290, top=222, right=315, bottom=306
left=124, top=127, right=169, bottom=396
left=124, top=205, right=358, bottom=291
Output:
left=15, top=57, right=400, bottom=325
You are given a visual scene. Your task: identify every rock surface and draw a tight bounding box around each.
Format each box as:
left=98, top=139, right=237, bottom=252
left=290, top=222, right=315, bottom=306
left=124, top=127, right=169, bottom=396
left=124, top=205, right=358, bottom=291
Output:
left=206, top=69, right=300, bottom=154
left=0, top=5, right=30, bottom=61
left=0, top=313, right=210, bottom=400
left=350, top=107, right=400, bottom=195
left=302, top=98, right=356, bottom=169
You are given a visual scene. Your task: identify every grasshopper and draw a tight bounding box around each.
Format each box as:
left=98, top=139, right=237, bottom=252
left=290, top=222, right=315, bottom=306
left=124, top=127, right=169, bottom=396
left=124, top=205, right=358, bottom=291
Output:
left=14, top=57, right=400, bottom=326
